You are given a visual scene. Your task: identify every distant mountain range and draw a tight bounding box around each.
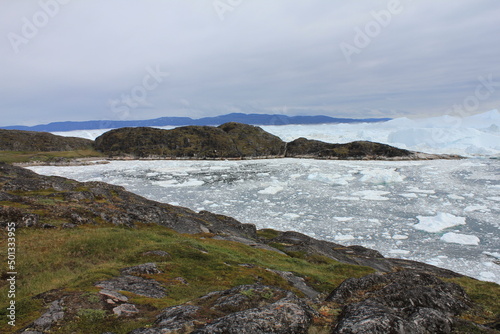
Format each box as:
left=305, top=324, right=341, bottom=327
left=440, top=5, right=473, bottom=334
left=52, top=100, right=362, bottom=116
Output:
left=1, top=113, right=391, bottom=132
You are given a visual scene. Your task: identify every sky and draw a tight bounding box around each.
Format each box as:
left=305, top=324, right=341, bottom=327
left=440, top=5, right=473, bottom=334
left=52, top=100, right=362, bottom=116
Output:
left=1, top=0, right=500, bottom=126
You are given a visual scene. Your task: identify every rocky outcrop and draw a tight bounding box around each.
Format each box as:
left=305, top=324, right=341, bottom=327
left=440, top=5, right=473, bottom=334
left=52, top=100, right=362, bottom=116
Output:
left=0, top=129, right=93, bottom=152
left=95, top=275, right=167, bottom=299
left=328, top=271, right=473, bottom=333
left=0, top=162, right=257, bottom=238
left=93, top=123, right=444, bottom=160
left=23, top=300, right=65, bottom=333
left=94, top=123, right=286, bottom=158
left=259, top=230, right=463, bottom=278
left=130, top=284, right=316, bottom=334
left=285, top=138, right=414, bottom=159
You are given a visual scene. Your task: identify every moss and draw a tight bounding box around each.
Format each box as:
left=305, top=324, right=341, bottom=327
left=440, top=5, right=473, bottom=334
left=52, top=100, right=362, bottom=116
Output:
left=257, top=228, right=280, bottom=240
left=0, top=149, right=104, bottom=163
left=446, top=277, right=500, bottom=325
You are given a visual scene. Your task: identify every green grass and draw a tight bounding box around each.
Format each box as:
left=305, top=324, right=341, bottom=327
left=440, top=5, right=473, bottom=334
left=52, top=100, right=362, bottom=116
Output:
left=0, top=149, right=104, bottom=163
left=1, top=223, right=498, bottom=333
left=446, top=276, right=500, bottom=325
left=0, top=224, right=373, bottom=333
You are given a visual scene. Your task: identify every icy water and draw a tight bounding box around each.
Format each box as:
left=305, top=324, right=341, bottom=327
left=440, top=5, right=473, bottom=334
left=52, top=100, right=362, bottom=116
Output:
left=29, top=158, right=500, bottom=283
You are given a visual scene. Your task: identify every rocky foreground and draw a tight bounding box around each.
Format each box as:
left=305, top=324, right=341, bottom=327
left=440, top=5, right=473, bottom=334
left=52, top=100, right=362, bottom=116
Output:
left=0, top=162, right=498, bottom=333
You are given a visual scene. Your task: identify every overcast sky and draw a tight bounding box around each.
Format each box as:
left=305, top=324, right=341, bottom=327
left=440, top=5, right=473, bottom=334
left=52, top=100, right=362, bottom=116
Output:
left=1, top=0, right=499, bottom=126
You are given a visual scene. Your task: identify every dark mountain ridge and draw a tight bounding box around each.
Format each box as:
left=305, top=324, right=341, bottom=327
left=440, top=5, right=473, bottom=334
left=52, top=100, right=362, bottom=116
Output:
left=1, top=113, right=391, bottom=132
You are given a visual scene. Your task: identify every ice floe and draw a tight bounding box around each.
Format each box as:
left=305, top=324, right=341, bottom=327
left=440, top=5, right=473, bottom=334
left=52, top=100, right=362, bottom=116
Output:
left=440, top=232, right=480, bottom=246
left=414, top=212, right=466, bottom=233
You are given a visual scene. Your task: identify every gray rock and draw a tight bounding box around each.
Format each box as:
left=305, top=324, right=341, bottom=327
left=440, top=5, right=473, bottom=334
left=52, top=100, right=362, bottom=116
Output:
left=268, top=269, right=320, bottom=299
left=121, top=263, right=162, bottom=275
left=99, top=289, right=129, bottom=302
left=408, top=307, right=453, bottom=333
left=113, top=303, right=139, bottom=317
left=142, top=250, right=170, bottom=257
left=330, top=271, right=472, bottom=334
left=193, top=296, right=315, bottom=334
left=333, top=299, right=419, bottom=334
left=32, top=300, right=64, bottom=330
left=22, top=214, right=40, bottom=227
left=154, top=305, right=201, bottom=331
left=128, top=328, right=162, bottom=334
left=96, top=275, right=166, bottom=298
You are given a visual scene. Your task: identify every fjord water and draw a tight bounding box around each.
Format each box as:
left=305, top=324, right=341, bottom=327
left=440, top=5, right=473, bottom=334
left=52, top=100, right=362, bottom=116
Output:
left=29, top=158, right=500, bottom=283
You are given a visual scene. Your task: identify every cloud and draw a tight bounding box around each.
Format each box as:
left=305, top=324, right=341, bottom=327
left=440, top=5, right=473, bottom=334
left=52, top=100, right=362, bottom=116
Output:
left=1, top=0, right=499, bottom=125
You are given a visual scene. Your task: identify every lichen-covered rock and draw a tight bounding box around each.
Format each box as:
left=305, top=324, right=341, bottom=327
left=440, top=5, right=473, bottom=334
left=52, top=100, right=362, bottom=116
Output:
left=96, top=275, right=166, bottom=298
left=99, top=289, right=129, bottom=302
left=285, top=138, right=413, bottom=159
left=113, top=303, right=139, bottom=317
left=329, top=271, right=472, bottom=333
left=129, top=284, right=316, bottom=334
left=0, top=129, right=93, bottom=152
left=94, top=123, right=286, bottom=158
left=268, top=269, right=320, bottom=299
left=193, top=296, right=314, bottom=334
left=32, top=300, right=65, bottom=330
left=121, top=263, right=162, bottom=276
left=218, top=122, right=286, bottom=157
left=153, top=305, right=201, bottom=332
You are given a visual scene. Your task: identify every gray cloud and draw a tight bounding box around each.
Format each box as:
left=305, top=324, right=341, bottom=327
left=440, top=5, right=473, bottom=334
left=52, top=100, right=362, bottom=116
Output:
left=1, top=0, right=499, bottom=126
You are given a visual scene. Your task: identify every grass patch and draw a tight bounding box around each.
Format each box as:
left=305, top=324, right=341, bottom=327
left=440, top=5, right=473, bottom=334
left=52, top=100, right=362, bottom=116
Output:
left=445, top=276, right=500, bottom=324
left=0, top=222, right=497, bottom=333
left=257, top=228, right=280, bottom=240
left=0, top=224, right=375, bottom=333
left=0, top=149, right=104, bottom=164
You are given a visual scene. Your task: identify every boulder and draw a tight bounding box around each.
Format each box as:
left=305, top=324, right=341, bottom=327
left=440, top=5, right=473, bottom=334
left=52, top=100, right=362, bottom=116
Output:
left=329, top=271, right=472, bottom=333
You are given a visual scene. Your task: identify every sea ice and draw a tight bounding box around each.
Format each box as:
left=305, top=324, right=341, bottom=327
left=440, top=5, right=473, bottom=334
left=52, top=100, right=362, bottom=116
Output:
left=335, top=234, right=355, bottom=241
left=483, top=252, right=500, bottom=259
left=307, top=173, right=352, bottom=185
left=400, top=193, right=418, bottom=198
left=414, top=212, right=466, bottom=233
left=440, top=232, right=480, bottom=245
left=464, top=205, right=489, bottom=212
left=352, top=190, right=390, bottom=201
left=359, top=168, right=405, bottom=184
left=258, top=185, right=284, bottom=195
left=388, top=249, right=410, bottom=255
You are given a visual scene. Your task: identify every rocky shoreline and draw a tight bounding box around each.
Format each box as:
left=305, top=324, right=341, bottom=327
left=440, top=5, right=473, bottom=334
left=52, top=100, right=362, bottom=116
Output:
left=1, top=124, right=463, bottom=166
